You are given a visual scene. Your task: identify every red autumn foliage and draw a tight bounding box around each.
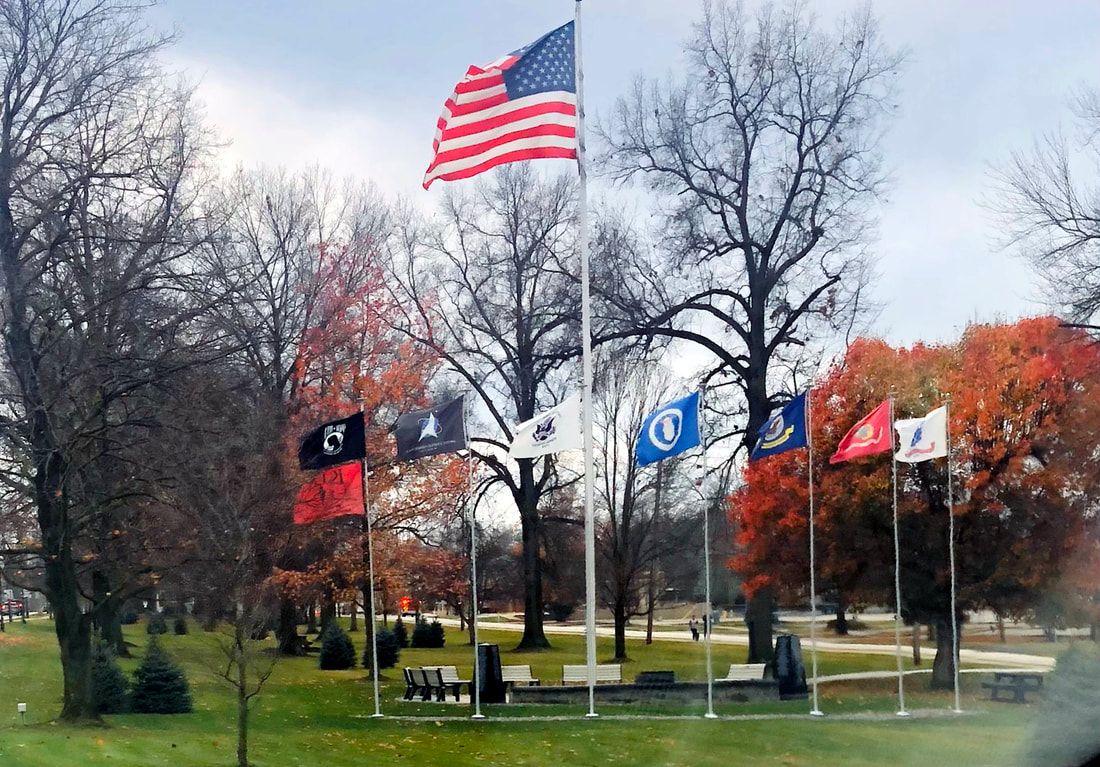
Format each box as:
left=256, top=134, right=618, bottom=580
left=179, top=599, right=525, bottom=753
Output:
left=731, top=318, right=1100, bottom=635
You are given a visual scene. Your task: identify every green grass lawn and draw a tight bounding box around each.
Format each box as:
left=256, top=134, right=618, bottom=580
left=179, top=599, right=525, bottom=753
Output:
left=0, top=618, right=1047, bottom=766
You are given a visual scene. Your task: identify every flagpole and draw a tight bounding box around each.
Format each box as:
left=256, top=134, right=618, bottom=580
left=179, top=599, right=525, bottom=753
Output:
left=574, top=0, right=599, bottom=720
left=946, top=399, right=962, bottom=713
left=889, top=396, right=909, bottom=717
left=361, top=456, right=383, bottom=718
left=698, top=387, right=716, bottom=719
left=806, top=389, right=823, bottom=717
left=465, top=399, right=484, bottom=719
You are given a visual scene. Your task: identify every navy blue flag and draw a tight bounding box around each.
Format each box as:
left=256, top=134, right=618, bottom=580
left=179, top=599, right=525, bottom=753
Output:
left=750, top=393, right=809, bottom=461
left=636, top=392, right=702, bottom=466
left=394, top=396, right=468, bottom=462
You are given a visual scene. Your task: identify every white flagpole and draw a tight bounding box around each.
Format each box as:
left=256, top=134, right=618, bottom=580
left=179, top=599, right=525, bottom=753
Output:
left=574, top=0, right=599, bottom=720
left=889, top=396, right=909, bottom=717
left=362, top=459, right=382, bottom=718
left=946, top=399, right=962, bottom=713
left=698, top=388, right=716, bottom=719
left=806, top=390, right=823, bottom=717
left=465, top=399, right=484, bottom=719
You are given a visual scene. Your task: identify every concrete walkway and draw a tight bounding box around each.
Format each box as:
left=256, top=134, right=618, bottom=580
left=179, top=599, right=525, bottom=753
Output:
left=439, top=617, right=1055, bottom=671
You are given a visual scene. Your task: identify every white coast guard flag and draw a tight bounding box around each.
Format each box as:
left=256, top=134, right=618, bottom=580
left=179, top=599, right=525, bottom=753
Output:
left=508, top=395, right=582, bottom=459
left=894, top=406, right=948, bottom=463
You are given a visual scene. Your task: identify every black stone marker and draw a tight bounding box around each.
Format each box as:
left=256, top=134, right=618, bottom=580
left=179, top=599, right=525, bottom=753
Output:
left=477, top=643, right=506, bottom=704
left=774, top=634, right=809, bottom=699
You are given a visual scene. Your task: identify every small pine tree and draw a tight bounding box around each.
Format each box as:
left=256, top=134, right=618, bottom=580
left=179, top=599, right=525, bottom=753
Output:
left=427, top=619, right=446, bottom=648
left=374, top=628, right=400, bottom=669
left=146, top=612, right=167, bottom=635
left=411, top=617, right=446, bottom=649
left=410, top=616, right=431, bottom=648
left=92, top=643, right=129, bottom=714
left=393, top=616, right=409, bottom=648
left=173, top=616, right=188, bottom=635
left=318, top=621, right=356, bottom=670
left=131, top=638, right=192, bottom=714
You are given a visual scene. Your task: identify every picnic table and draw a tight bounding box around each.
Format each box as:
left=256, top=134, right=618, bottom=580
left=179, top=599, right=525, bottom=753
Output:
left=981, top=671, right=1043, bottom=703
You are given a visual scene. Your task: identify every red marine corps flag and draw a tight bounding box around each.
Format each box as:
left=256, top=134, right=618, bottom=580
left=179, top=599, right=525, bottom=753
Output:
left=829, top=400, right=892, bottom=464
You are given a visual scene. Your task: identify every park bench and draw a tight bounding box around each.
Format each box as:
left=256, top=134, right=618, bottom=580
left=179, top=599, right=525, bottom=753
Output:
left=502, top=664, right=540, bottom=688
left=407, top=667, right=444, bottom=702
left=717, top=663, right=767, bottom=681
left=635, top=670, right=676, bottom=686
left=981, top=672, right=1043, bottom=703
left=402, top=667, right=423, bottom=700
left=434, top=665, right=472, bottom=701
left=562, top=664, right=622, bottom=685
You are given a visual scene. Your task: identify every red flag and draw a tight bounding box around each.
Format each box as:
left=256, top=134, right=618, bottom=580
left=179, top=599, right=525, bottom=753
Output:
left=293, top=463, right=363, bottom=525
left=829, top=400, right=892, bottom=464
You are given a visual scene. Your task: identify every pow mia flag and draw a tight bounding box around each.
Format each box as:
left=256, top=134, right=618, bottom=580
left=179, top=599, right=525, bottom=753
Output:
left=298, top=412, right=366, bottom=470
left=394, top=396, right=468, bottom=461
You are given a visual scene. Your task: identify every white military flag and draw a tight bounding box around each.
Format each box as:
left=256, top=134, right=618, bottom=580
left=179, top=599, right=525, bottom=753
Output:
left=894, top=405, right=948, bottom=463
left=508, top=395, right=582, bottom=459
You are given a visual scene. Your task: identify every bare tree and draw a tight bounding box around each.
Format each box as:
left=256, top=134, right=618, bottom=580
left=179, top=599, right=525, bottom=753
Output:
left=167, top=379, right=290, bottom=767
left=0, top=0, right=228, bottom=720
left=595, top=0, right=901, bottom=662
left=996, top=87, right=1100, bottom=328
left=385, top=165, right=579, bottom=649
left=594, top=356, right=691, bottom=660
left=201, top=167, right=392, bottom=655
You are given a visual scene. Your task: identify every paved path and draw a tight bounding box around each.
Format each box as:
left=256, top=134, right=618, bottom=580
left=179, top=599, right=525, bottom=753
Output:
left=443, top=617, right=1054, bottom=671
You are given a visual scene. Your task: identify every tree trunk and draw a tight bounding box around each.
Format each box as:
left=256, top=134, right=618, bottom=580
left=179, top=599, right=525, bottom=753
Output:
left=745, top=587, right=775, bottom=663
left=236, top=624, right=249, bottom=767
left=911, top=623, right=922, bottom=665
left=91, top=571, right=129, bottom=657
left=275, top=598, right=301, bottom=655
left=515, top=459, right=549, bottom=649
left=613, top=600, right=628, bottom=661
left=834, top=594, right=849, bottom=636
left=319, top=595, right=336, bottom=632
left=348, top=601, right=357, bottom=633
left=645, top=566, right=656, bottom=645
left=997, top=614, right=1006, bottom=643
left=306, top=601, right=317, bottom=634
left=50, top=564, right=98, bottom=721
left=466, top=603, right=475, bottom=647
left=930, top=617, right=958, bottom=689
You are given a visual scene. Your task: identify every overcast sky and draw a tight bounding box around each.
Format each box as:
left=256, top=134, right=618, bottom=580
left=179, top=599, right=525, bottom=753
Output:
left=152, top=0, right=1100, bottom=347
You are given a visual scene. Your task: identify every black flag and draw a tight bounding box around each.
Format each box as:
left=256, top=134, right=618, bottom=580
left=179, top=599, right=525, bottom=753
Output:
left=394, top=396, right=468, bottom=461
left=298, top=412, right=366, bottom=470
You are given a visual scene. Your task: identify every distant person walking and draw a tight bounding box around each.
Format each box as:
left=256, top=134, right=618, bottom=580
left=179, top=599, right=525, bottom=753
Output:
left=689, top=617, right=699, bottom=641
left=702, top=613, right=710, bottom=637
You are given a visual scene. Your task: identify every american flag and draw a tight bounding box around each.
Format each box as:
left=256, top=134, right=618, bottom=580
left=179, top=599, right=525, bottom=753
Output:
left=423, top=22, right=577, bottom=189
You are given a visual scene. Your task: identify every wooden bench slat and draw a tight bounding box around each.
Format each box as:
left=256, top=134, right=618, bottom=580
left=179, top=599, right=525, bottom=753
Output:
left=718, top=663, right=767, bottom=681
left=562, top=664, right=622, bottom=684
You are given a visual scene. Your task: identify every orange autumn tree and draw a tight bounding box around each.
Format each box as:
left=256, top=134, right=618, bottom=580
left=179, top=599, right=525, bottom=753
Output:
left=732, top=317, right=1100, bottom=687
left=273, top=240, right=466, bottom=654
